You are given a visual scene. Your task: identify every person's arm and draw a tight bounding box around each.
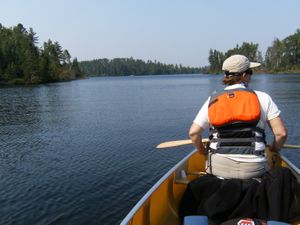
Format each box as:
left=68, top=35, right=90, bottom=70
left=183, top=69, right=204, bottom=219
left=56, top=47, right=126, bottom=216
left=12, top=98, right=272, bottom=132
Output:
left=189, top=123, right=206, bottom=154
left=268, top=116, right=287, bottom=152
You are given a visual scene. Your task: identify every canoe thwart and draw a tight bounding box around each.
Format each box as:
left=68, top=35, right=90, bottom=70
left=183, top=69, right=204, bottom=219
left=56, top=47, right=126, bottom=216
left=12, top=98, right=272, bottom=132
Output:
left=187, top=171, right=207, bottom=176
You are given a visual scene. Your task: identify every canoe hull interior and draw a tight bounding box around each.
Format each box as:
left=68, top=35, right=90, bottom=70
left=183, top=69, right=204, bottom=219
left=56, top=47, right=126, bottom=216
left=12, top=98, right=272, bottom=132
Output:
left=120, top=147, right=300, bottom=225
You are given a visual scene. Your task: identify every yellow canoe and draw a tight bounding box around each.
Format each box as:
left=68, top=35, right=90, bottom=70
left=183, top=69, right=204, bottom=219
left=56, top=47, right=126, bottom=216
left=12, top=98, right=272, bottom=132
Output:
left=120, top=147, right=300, bottom=225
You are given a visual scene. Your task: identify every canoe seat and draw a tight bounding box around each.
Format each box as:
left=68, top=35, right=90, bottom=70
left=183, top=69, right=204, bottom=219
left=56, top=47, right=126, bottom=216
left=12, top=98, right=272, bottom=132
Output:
left=176, top=171, right=207, bottom=184
left=184, top=216, right=208, bottom=225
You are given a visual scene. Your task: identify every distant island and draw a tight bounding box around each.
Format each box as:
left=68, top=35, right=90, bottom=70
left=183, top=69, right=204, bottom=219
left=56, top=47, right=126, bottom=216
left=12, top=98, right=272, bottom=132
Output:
left=79, top=58, right=208, bottom=76
left=1, top=24, right=299, bottom=85
left=0, top=23, right=84, bottom=85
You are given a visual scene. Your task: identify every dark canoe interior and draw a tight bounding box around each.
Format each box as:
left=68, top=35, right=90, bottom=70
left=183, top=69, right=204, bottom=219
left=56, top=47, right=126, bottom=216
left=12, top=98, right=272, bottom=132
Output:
left=120, top=147, right=300, bottom=225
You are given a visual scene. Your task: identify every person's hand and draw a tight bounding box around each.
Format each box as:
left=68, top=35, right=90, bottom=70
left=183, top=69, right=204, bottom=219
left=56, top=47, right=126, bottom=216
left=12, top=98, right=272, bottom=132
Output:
left=197, top=143, right=207, bottom=155
left=269, top=144, right=281, bottom=153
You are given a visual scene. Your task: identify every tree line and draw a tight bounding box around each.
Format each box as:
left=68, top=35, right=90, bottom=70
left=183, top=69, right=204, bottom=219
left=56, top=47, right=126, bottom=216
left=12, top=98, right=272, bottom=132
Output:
left=1, top=23, right=299, bottom=84
left=79, top=58, right=208, bottom=76
left=208, top=29, right=300, bottom=74
left=265, top=29, right=300, bottom=72
left=80, top=28, right=300, bottom=77
left=0, top=23, right=84, bottom=85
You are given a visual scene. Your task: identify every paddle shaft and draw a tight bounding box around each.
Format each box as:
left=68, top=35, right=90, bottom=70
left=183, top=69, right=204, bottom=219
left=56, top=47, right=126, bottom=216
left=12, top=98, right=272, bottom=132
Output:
left=156, top=139, right=300, bottom=149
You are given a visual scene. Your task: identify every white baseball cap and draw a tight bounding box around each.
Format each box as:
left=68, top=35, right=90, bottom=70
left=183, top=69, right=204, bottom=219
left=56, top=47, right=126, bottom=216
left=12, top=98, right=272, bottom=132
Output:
left=222, top=54, right=261, bottom=73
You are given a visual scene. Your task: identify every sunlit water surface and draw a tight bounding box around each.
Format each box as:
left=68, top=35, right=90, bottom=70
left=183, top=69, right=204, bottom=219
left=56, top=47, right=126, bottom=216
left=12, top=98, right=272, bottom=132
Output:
left=0, top=74, right=299, bottom=225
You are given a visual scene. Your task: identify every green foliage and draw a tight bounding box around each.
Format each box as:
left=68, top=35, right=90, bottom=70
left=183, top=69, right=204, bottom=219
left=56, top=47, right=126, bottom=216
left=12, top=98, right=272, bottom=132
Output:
left=3, top=23, right=298, bottom=82
left=208, top=49, right=224, bottom=74
left=265, top=29, right=300, bottom=72
left=79, top=57, right=208, bottom=76
left=208, top=29, right=300, bottom=74
left=0, top=24, right=84, bottom=85
left=71, top=58, right=84, bottom=79
left=208, top=42, right=262, bottom=74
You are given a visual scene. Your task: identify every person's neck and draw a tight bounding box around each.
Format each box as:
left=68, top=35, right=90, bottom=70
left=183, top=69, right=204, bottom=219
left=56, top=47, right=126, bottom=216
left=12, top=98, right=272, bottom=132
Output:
left=237, top=82, right=248, bottom=87
left=229, top=83, right=246, bottom=87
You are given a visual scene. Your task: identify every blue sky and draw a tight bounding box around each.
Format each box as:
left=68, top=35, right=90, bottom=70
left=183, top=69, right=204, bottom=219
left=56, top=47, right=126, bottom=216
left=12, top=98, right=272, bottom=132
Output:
left=1, top=0, right=300, bottom=67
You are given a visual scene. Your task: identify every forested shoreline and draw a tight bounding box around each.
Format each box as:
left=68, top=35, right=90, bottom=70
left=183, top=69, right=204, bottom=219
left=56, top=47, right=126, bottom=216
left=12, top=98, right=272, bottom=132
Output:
left=79, top=58, right=208, bottom=76
left=80, top=29, right=300, bottom=76
left=208, top=29, right=300, bottom=74
left=0, top=24, right=84, bottom=85
left=1, top=24, right=299, bottom=85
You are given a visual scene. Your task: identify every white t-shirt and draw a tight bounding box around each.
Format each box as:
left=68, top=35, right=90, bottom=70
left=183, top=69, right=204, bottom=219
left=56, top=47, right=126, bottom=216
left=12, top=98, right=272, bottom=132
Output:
left=193, top=84, right=281, bottom=162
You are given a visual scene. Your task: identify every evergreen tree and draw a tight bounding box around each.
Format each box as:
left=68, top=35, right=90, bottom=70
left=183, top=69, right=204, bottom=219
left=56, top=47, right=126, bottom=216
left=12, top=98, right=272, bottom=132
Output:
left=71, top=58, right=84, bottom=79
left=208, top=42, right=262, bottom=74
left=265, top=29, right=300, bottom=72
left=208, top=49, right=224, bottom=73
left=0, top=24, right=84, bottom=85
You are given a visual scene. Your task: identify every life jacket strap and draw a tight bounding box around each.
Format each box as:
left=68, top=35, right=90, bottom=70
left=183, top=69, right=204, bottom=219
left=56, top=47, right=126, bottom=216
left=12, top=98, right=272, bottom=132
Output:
left=209, top=147, right=264, bottom=155
left=209, top=123, right=266, bottom=155
left=213, top=137, right=256, bottom=146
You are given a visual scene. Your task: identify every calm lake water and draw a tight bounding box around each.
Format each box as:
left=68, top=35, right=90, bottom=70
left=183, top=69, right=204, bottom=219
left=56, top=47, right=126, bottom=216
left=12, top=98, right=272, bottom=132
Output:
left=0, top=74, right=300, bottom=225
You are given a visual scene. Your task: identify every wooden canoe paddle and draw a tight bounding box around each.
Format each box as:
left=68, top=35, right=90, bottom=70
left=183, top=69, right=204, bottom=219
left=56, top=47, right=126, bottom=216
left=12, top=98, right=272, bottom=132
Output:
left=156, top=139, right=207, bottom=148
left=156, top=139, right=300, bottom=149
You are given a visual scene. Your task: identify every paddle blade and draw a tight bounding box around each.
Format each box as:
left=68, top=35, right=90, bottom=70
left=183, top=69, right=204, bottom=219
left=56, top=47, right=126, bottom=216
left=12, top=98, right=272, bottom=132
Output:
left=156, top=139, right=193, bottom=148
left=156, top=138, right=209, bottom=149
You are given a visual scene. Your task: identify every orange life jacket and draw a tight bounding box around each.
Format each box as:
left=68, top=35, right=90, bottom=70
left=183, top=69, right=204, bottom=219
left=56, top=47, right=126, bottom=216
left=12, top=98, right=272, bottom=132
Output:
left=207, top=88, right=265, bottom=155
left=208, top=88, right=261, bottom=127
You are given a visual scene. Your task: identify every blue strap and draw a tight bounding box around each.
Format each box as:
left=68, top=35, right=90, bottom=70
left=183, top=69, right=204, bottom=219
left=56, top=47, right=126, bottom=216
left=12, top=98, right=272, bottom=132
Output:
left=184, top=216, right=209, bottom=225
left=267, top=221, right=290, bottom=225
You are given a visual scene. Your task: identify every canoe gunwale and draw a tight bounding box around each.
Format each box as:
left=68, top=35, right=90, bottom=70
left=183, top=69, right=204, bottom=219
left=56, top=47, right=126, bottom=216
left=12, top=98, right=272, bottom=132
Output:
left=119, top=149, right=197, bottom=225
left=280, top=154, right=300, bottom=181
